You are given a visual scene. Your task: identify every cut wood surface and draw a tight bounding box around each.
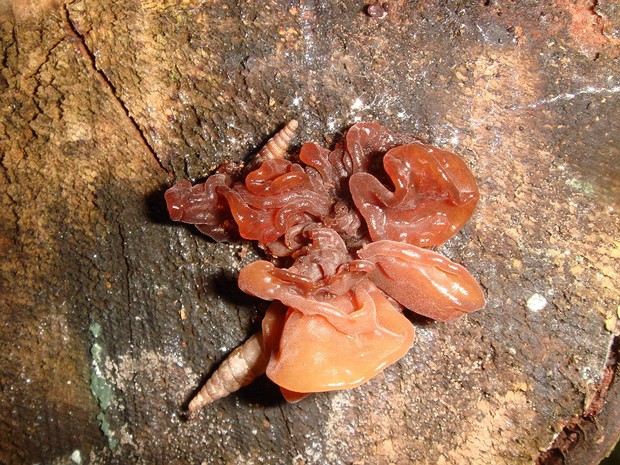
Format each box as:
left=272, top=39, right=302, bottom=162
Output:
left=1, top=1, right=619, bottom=464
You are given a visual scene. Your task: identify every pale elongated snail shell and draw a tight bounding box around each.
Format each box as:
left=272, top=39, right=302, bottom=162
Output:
left=188, top=332, right=269, bottom=412
left=257, top=119, right=298, bottom=160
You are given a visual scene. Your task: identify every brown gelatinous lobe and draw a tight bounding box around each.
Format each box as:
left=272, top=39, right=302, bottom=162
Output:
left=358, top=240, right=486, bottom=322
left=350, top=143, right=480, bottom=247
left=165, top=122, right=485, bottom=409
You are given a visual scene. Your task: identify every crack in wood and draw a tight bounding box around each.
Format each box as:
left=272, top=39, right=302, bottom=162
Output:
left=536, top=332, right=620, bottom=465
left=22, top=33, right=68, bottom=81
left=63, top=4, right=170, bottom=176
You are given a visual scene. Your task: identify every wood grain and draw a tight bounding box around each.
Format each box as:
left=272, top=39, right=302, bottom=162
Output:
left=1, top=1, right=619, bottom=463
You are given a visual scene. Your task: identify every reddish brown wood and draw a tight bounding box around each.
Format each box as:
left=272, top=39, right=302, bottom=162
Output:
left=1, top=1, right=619, bottom=463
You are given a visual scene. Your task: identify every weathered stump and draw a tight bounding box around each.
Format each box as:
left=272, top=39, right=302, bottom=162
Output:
left=1, top=1, right=619, bottom=464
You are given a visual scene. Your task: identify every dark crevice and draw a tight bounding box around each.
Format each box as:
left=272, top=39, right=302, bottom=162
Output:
left=536, top=332, right=620, bottom=465
left=63, top=4, right=170, bottom=175
left=278, top=403, right=294, bottom=440
left=23, top=33, right=68, bottom=80
left=112, top=213, right=142, bottom=436
left=115, top=218, right=133, bottom=331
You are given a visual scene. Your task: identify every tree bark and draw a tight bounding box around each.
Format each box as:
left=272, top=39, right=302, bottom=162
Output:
left=1, top=1, right=619, bottom=464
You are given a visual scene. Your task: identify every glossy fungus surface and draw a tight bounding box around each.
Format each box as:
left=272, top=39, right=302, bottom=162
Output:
left=165, top=122, right=486, bottom=399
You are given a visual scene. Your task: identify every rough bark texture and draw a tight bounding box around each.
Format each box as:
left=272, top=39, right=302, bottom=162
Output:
left=1, top=1, right=619, bottom=464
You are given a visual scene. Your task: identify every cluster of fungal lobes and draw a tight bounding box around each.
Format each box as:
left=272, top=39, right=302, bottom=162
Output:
left=165, top=120, right=486, bottom=411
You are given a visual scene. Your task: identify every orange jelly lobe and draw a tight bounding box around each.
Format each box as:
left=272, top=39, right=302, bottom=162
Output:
left=350, top=144, right=480, bottom=247
left=261, top=282, right=415, bottom=393
left=165, top=122, right=486, bottom=404
left=358, top=240, right=486, bottom=322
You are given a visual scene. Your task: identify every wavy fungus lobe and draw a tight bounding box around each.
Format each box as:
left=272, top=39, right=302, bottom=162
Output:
left=165, top=122, right=485, bottom=407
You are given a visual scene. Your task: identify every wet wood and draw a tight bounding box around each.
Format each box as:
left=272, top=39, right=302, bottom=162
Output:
left=1, top=1, right=619, bottom=464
